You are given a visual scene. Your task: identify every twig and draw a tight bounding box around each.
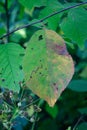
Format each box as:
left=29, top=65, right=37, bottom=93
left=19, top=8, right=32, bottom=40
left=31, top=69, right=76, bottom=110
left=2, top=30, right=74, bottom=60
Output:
left=31, top=113, right=38, bottom=130
left=73, top=115, right=84, bottom=130
left=31, top=99, right=44, bottom=130
left=4, top=0, right=9, bottom=42
left=8, top=108, right=19, bottom=130
left=22, top=98, right=40, bottom=110
left=0, top=2, right=87, bottom=40
left=3, top=100, right=14, bottom=109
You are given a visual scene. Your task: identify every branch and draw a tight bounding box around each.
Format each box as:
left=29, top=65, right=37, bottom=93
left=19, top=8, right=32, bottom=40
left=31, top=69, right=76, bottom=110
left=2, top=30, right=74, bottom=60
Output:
left=4, top=0, right=9, bottom=42
left=0, top=1, right=87, bottom=40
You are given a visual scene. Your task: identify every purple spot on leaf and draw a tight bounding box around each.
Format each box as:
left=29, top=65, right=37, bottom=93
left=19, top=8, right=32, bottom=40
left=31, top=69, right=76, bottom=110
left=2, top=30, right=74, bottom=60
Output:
left=54, top=44, right=68, bottom=55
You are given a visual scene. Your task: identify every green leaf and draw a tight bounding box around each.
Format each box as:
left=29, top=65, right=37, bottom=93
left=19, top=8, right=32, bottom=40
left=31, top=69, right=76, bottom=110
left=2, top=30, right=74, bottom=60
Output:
left=23, top=29, right=74, bottom=107
left=0, top=43, right=24, bottom=92
left=78, top=107, right=87, bottom=114
left=27, top=105, right=34, bottom=117
left=67, top=126, right=71, bottom=130
left=77, top=123, right=87, bottom=130
left=80, top=66, right=87, bottom=79
left=18, top=0, right=47, bottom=12
left=68, top=80, right=87, bottom=92
left=0, top=2, right=5, bottom=12
left=39, top=0, right=63, bottom=30
left=60, top=7, right=87, bottom=49
left=10, top=29, right=26, bottom=43
left=45, top=104, right=58, bottom=118
left=0, top=27, right=6, bottom=36
left=82, top=0, right=87, bottom=2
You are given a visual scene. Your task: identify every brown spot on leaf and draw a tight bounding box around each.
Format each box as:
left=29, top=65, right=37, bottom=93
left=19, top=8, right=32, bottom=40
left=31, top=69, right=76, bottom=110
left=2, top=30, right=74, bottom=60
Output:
left=53, top=83, right=58, bottom=91
left=30, top=76, right=32, bottom=79
left=19, top=81, right=22, bottom=85
left=38, top=35, right=43, bottom=41
left=39, top=72, right=42, bottom=75
left=53, top=83, right=56, bottom=86
left=31, top=48, right=34, bottom=50
left=19, top=53, right=25, bottom=57
left=56, top=87, right=58, bottom=91
left=14, top=81, right=16, bottom=84
left=19, top=65, right=23, bottom=70
left=2, top=79, right=5, bottom=82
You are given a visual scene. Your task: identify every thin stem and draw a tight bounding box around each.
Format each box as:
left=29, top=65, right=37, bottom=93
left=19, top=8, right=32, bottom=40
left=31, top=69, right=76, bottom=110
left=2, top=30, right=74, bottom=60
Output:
left=8, top=107, right=19, bottom=130
left=31, top=99, right=44, bottom=130
left=31, top=113, right=38, bottom=130
left=0, top=1, right=87, bottom=40
left=19, top=87, right=25, bottom=102
left=3, top=100, right=14, bottom=109
left=5, top=0, right=9, bottom=42
left=73, top=115, right=84, bottom=130
left=22, top=98, right=40, bottom=110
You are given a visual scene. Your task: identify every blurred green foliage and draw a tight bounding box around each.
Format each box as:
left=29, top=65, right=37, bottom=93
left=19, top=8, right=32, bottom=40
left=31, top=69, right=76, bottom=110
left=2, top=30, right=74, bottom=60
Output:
left=0, top=0, right=87, bottom=130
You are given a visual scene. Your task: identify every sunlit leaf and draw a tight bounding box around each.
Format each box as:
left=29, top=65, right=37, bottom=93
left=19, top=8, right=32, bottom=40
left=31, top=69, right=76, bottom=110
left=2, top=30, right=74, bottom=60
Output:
left=23, top=29, right=74, bottom=107
left=0, top=43, right=24, bottom=92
